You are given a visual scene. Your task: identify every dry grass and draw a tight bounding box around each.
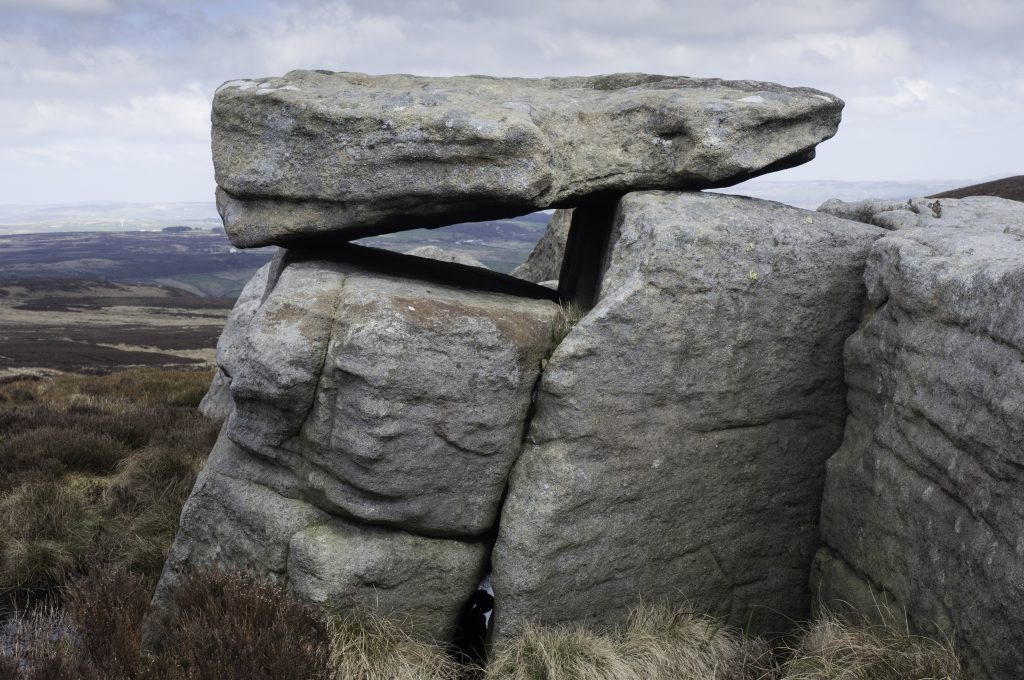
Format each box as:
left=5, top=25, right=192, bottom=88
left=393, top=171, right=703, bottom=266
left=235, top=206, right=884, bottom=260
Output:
left=779, top=614, right=963, bottom=680
left=329, top=613, right=466, bottom=680
left=486, top=605, right=774, bottom=680
left=0, top=575, right=968, bottom=680
left=0, top=368, right=218, bottom=593
left=549, top=302, right=584, bottom=349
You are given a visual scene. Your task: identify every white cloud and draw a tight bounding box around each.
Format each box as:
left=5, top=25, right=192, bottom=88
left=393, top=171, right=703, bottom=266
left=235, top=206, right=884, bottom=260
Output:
left=0, top=0, right=116, bottom=13
left=919, top=0, right=1024, bottom=32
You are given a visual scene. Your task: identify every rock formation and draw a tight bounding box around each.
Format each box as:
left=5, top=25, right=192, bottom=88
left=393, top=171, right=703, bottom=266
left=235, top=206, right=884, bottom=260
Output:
left=154, top=70, right=1022, bottom=678
left=492, top=192, right=883, bottom=639
left=812, top=197, right=1024, bottom=680
left=818, top=194, right=1024, bottom=235
left=225, top=249, right=558, bottom=537
left=212, top=71, right=843, bottom=247
left=510, top=209, right=571, bottom=283
left=405, top=245, right=486, bottom=269
left=197, top=260, right=273, bottom=419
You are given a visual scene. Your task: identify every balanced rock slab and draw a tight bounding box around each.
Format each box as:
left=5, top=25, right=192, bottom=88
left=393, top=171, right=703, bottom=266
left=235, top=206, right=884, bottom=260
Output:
left=816, top=226, right=1024, bottom=680
left=491, top=191, right=884, bottom=639
left=148, top=431, right=488, bottom=643
left=213, top=71, right=843, bottom=247
left=226, top=246, right=559, bottom=537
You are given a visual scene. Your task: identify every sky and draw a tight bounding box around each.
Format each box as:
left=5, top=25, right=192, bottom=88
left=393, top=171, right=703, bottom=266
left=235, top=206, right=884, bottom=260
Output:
left=0, top=0, right=1021, bottom=204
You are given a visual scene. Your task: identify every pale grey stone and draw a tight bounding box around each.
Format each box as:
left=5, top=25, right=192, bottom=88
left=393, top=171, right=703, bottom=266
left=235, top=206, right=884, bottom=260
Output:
left=817, top=226, right=1024, bottom=680
left=818, top=195, right=1024, bottom=235
left=491, top=191, right=884, bottom=640
left=147, top=431, right=488, bottom=644
left=405, top=245, right=486, bottom=269
left=197, top=261, right=274, bottom=418
left=197, top=368, right=232, bottom=420
left=226, top=250, right=559, bottom=536
left=511, top=209, right=572, bottom=283
left=212, top=71, right=843, bottom=247
left=288, top=520, right=489, bottom=641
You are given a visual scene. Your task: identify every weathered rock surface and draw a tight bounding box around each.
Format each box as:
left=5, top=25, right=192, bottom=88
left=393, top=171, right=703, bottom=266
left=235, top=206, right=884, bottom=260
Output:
left=288, top=519, right=489, bottom=639
left=148, top=431, right=488, bottom=643
left=816, top=226, right=1024, bottom=680
left=226, top=247, right=559, bottom=536
left=213, top=71, right=843, bottom=247
left=197, top=260, right=274, bottom=419
left=818, top=195, right=1024, bottom=235
left=491, top=191, right=884, bottom=639
left=404, top=245, right=486, bottom=269
left=510, top=209, right=572, bottom=283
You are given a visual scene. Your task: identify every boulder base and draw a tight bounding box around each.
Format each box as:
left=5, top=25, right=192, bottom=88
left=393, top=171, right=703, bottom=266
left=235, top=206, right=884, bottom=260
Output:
left=146, top=432, right=488, bottom=644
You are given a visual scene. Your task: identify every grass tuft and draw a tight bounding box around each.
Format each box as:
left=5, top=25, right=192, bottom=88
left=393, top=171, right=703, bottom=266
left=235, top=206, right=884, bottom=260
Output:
left=486, top=605, right=772, bottom=680
left=778, top=614, right=963, bottom=680
left=329, top=612, right=467, bottom=680
left=549, top=302, right=585, bottom=349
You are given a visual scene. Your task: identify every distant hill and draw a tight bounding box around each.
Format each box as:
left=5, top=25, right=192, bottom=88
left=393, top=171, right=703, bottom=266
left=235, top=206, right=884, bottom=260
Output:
left=929, top=176, right=1024, bottom=202
left=717, top=179, right=972, bottom=209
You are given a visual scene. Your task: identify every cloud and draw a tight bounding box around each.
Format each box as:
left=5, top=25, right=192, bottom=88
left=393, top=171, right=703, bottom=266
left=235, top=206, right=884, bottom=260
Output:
left=0, top=0, right=116, bottom=13
left=919, top=0, right=1024, bottom=32
left=0, top=0, right=1021, bottom=201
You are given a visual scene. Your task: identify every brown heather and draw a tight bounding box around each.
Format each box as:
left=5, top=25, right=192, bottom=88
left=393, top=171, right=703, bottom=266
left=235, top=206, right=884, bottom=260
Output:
left=0, top=368, right=218, bottom=592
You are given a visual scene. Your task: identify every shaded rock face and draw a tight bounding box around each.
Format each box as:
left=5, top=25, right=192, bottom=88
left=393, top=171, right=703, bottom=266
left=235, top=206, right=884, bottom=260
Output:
left=225, top=250, right=558, bottom=537
left=156, top=246, right=557, bottom=643
left=510, top=209, right=572, bottom=283
left=213, top=71, right=843, bottom=247
left=491, top=191, right=884, bottom=640
left=818, top=195, right=1024, bottom=235
left=148, top=431, right=488, bottom=643
left=815, top=226, right=1024, bottom=680
left=197, top=260, right=274, bottom=419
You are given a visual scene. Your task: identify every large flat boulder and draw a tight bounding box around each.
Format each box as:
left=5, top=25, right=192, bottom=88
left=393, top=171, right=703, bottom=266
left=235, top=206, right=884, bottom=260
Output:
left=816, top=226, right=1024, bottom=680
left=147, top=431, right=488, bottom=644
left=225, top=246, right=559, bottom=537
left=491, top=191, right=884, bottom=639
left=213, top=71, right=843, bottom=247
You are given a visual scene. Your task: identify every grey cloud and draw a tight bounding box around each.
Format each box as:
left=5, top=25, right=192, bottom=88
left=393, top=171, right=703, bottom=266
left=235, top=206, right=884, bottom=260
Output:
left=0, top=0, right=1020, bottom=203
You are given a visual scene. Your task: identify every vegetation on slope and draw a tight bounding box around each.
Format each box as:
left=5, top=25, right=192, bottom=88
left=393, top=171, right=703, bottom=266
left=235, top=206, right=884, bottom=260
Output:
left=929, top=174, right=1024, bottom=202
left=0, top=370, right=964, bottom=680
left=0, top=369, right=217, bottom=594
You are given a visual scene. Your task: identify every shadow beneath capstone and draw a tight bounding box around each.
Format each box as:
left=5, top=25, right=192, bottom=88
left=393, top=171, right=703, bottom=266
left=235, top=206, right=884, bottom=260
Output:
left=268, top=240, right=560, bottom=303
